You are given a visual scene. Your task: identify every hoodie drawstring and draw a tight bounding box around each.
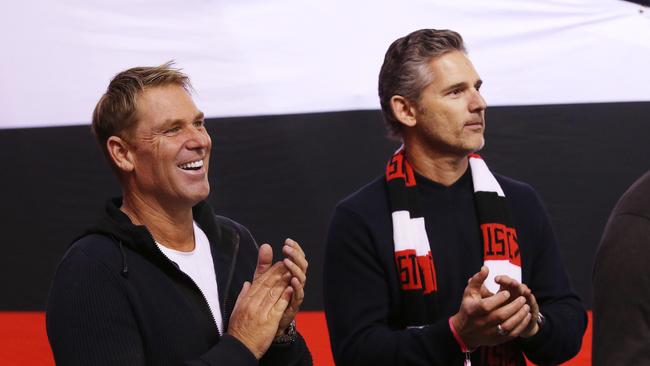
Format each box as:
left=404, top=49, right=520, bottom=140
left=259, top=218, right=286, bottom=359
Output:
left=111, top=235, right=129, bottom=278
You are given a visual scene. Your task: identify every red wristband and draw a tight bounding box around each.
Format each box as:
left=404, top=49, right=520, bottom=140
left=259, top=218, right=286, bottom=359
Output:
left=448, top=317, right=469, bottom=352
left=449, top=317, right=473, bottom=366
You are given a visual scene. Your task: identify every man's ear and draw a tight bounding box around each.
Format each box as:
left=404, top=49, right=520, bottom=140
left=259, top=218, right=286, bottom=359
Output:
left=107, top=136, right=135, bottom=173
left=390, top=95, right=418, bottom=128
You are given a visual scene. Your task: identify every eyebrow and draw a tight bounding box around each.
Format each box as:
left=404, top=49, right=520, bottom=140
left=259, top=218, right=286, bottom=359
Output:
left=160, top=111, right=205, bottom=129
left=441, top=79, right=483, bottom=94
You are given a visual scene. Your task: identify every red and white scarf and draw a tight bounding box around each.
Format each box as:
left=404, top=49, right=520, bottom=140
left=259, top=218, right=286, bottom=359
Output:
left=386, top=146, right=521, bottom=308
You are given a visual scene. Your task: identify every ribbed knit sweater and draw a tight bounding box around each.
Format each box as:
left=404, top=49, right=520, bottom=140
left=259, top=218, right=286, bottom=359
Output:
left=324, top=170, right=586, bottom=365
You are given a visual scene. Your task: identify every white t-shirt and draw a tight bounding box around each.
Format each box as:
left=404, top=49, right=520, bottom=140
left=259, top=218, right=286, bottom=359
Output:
left=156, top=222, right=223, bottom=334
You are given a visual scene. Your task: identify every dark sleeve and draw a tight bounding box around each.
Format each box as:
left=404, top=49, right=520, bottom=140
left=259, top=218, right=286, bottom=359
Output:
left=197, top=335, right=312, bottom=366
left=324, top=206, right=461, bottom=366
left=260, top=336, right=313, bottom=366
left=592, top=213, right=650, bottom=366
left=46, top=248, right=147, bottom=365
left=189, top=334, right=258, bottom=366
left=516, top=193, right=587, bottom=364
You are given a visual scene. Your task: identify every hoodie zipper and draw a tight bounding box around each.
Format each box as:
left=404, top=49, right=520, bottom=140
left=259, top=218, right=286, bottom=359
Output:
left=152, top=237, right=222, bottom=337
left=113, top=212, right=240, bottom=338
left=220, top=231, right=240, bottom=329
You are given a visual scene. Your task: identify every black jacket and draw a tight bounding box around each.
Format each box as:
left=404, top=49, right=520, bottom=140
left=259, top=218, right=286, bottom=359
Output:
left=47, top=198, right=312, bottom=366
left=593, top=171, right=650, bottom=365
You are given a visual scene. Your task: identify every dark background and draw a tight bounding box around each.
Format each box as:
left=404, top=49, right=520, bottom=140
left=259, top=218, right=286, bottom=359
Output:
left=1, top=102, right=648, bottom=310
left=624, top=0, right=650, bottom=6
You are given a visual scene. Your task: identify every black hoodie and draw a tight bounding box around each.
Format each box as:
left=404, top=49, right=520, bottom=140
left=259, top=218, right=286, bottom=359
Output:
left=46, top=198, right=312, bottom=366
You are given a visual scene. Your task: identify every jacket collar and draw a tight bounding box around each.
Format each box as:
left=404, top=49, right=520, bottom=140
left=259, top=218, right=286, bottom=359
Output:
left=86, top=197, right=236, bottom=256
left=81, top=197, right=241, bottom=323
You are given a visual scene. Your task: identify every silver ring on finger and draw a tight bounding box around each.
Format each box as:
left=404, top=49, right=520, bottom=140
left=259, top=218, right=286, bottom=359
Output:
left=497, top=324, right=507, bottom=336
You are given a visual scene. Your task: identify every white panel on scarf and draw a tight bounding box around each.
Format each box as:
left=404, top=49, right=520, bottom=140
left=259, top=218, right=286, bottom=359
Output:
left=469, top=157, right=505, bottom=197
left=484, top=259, right=522, bottom=294
left=391, top=211, right=430, bottom=256
left=412, top=217, right=432, bottom=256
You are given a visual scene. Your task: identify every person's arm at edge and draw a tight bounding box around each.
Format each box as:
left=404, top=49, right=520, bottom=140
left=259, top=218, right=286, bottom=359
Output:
left=592, top=213, right=650, bottom=366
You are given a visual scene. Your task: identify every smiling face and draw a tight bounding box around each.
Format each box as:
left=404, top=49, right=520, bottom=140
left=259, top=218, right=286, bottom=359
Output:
left=409, top=50, right=487, bottom=157
left=123, top=84, right=211, bottom=209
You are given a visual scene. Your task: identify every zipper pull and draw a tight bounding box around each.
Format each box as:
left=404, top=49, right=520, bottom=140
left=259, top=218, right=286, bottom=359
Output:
left=464, top=351, right=471, bottom=366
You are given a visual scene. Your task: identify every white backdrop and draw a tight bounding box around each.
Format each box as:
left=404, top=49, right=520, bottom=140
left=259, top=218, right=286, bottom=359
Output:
left=1, top=0, right=649, bottom=128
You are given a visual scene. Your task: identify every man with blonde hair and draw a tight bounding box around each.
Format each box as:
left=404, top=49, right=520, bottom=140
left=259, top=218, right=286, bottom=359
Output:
left=47, top=62, right=312, bottom=365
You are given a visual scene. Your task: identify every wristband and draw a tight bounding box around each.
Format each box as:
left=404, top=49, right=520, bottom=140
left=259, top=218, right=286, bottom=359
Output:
left=449, top=317, right=472, bottom=366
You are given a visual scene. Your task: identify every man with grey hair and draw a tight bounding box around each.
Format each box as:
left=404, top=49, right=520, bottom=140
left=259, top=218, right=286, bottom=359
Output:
left=324, top=29, right=586, bottom=365
left=46, top=63, right=312, bottom=365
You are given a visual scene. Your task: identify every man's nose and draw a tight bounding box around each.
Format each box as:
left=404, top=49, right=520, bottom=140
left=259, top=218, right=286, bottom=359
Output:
left=185, top=127, right=211, bottom=150
left=469, top=89, right=487, bottom=112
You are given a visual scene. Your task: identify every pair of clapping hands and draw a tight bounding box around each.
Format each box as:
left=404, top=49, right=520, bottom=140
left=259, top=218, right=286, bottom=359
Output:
left=228, top=239, right=308, bottom=359
left=450, top=266, right=540, bottom=350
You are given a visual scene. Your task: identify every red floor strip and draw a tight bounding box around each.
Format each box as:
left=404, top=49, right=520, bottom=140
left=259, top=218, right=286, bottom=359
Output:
left=0, top=311, right=591, bottom=365
left=0, top=312, right=54, bottom=366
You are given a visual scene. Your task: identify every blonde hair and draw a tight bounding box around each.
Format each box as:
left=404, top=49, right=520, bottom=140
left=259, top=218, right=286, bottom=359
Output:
left=91, top=61, right=192, bottom=160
